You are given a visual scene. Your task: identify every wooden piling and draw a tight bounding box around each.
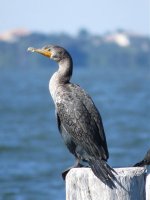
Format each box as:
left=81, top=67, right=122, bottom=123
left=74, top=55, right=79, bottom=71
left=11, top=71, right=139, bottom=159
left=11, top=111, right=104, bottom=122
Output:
left=66, top=167, right=147, bottom=200
left=146, top=173, right=150, bottom=200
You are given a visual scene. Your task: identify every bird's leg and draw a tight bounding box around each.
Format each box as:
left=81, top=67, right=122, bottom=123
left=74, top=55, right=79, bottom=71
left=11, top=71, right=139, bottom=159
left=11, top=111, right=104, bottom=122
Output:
left=62, top=158, right=84, bottom=180
left=74, top=157, right=85, bottom=167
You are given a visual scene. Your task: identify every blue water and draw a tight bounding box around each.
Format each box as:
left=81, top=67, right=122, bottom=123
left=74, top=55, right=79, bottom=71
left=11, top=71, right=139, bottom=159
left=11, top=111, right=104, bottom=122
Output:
left=0, top=66, right=150, bottom=200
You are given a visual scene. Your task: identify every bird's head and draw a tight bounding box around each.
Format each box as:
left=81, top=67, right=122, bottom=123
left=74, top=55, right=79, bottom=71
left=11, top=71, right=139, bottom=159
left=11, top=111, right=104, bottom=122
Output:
left=27, top=45, right=70, bottom=63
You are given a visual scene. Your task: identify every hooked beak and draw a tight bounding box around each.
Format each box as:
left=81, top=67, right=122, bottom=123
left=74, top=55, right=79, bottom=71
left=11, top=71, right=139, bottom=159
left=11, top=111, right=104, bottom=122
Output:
left=27, top=47, right=52, bottom=58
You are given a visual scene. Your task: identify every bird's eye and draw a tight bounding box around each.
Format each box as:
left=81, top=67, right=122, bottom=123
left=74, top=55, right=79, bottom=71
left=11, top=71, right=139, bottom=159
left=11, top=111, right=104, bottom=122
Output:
left=48, top=48, right=51, bottom=51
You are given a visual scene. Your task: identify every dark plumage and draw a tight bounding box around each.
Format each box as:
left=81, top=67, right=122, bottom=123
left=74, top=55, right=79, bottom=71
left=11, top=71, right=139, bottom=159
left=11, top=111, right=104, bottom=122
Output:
left=28, top=45, right=116, bottom=187
left=134, top=149, right=150, bottom=167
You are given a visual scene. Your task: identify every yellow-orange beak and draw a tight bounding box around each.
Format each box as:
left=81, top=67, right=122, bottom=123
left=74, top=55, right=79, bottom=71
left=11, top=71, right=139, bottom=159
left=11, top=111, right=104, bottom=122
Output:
left=27, top=47, right=52, bottom=58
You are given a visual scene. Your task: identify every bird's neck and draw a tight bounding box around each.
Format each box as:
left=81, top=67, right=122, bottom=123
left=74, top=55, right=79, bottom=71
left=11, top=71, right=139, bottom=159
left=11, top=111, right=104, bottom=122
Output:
left=49, top=57, right=73, bottom=101
left=58, top=57, right=73, bottom=83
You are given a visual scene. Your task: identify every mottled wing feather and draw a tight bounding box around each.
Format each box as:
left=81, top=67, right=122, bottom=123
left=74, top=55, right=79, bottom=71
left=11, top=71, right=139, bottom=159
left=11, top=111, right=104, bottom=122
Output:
left=70, top=84, right=109, bottom=159
left=56, top=86, right=108, bottom=160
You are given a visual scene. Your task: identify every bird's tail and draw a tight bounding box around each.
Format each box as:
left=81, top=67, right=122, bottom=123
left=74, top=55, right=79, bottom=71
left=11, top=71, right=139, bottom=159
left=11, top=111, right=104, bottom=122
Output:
left=89, top=159, right=117, bottom=188
left=134, top=160, right=145, bottom=167
left=134, top=149, right=150, bottom=167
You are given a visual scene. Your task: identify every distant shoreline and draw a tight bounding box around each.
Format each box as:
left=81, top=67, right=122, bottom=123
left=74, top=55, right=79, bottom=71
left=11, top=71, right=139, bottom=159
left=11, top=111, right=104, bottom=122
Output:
left=0, top=29, right=149, bottom=68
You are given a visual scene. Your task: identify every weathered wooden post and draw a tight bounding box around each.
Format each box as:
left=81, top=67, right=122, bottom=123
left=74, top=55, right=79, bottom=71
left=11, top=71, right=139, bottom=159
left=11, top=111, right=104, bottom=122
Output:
left=66, top=167, right=146, bottom=200
left=146, top=173, right=150, bottom=200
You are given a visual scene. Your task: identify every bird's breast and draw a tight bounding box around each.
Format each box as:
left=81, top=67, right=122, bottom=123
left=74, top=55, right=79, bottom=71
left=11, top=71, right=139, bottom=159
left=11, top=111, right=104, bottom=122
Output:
left=49, top=72, right=60, bottom=101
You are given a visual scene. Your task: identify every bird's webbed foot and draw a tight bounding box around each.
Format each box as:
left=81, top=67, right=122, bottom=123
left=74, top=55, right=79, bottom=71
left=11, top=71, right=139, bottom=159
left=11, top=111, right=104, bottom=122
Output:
left=62, top=159, right=84, bottom=180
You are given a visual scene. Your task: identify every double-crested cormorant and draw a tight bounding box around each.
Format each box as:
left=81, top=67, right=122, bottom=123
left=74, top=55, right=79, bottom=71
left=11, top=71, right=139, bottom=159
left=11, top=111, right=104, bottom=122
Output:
left=28, top=45, right=116, bottom=187
left=134, top=149, right=150, bottom=167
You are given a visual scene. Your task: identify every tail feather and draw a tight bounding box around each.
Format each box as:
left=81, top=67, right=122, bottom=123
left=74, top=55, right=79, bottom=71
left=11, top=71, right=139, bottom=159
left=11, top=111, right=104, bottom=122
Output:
left=134, top=149, right=150, bottom=167
left=134, top=160, right=145, bottom=167
left=89, top=159, right=117, bottom=188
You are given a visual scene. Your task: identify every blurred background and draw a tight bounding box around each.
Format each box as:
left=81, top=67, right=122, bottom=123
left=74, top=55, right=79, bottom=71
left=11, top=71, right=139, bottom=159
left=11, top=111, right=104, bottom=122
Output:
left=0, top=0, right=149, bottom=199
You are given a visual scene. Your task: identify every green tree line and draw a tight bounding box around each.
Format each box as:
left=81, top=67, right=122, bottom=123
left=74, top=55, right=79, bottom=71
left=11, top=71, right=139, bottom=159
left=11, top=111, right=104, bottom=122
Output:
left=0, top=30, right=149, bottom=68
